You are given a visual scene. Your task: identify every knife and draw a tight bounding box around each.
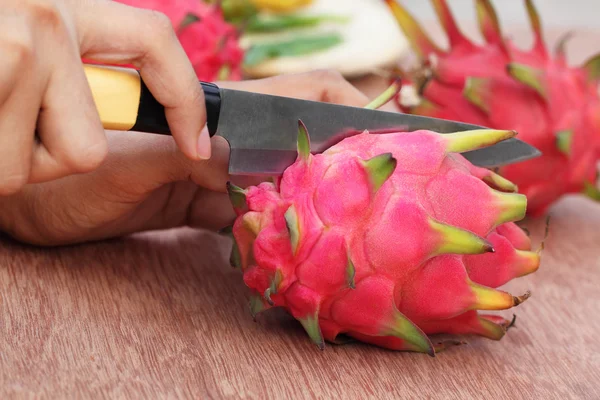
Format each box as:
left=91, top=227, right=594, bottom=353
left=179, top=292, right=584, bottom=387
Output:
left=83, top=64, right=541, bottom=176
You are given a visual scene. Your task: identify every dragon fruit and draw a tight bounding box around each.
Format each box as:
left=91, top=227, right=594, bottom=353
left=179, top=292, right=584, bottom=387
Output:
left=384, top=0, right=600, bottom=217
left=116, top=0, right=244, bottom=81
left=224, top=103, right=541, bottom=354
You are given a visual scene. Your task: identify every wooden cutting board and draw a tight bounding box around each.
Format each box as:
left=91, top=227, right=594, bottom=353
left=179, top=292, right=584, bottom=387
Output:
left=1, top=197, right=598, bottom=399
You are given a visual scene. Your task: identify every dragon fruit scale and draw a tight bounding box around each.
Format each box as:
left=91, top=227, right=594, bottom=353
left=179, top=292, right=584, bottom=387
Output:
left=384, top=0, right=600, bottom=217
left=224, top=117, right=541, bottom=355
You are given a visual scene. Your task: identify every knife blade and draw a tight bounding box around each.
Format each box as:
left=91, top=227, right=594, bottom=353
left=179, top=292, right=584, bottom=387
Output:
left=83, top=64, right=541, bottom=176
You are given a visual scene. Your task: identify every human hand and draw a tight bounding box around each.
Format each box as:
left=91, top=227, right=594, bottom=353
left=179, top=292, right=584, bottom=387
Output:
left=0, top=70, right=370, bottom=246
left=0, top=0, right=209, bottom=195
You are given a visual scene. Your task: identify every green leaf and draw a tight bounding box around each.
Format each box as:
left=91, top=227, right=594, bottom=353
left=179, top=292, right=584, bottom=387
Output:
left=207, top=0, right=258, bottom=25
left=245, top=14, right=350, bottom=33
left=243, top=33, right=344, bottom=67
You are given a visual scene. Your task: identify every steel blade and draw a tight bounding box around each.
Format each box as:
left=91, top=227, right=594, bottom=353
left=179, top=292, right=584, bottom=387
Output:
left=215, top=89, right=541, bottom=176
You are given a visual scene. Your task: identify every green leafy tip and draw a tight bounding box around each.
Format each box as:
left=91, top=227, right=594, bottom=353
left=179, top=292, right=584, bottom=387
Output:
left=285, top=205, right=300, bottom=255
left=297, top=120, right=311, bottom=161
left=264, top=270, right=283, bottom=306
left=298, top=314, right=325, bottom=350
left=507, top=63, right=548, bottom=99
left=364, top=79, right=402, bottom=110
left=582, top=53, right=600, bottom=82
left=525, top=0, right=545, bottom=50
left=217, top=64, right=231, bottom=80
left=387, top=312, right=435, bottom=357
left=524, top=0, right=541, bottom=31
left=431, top=0, right=469, bottom=47
left=346, top=256, right=356, bottom=289
left=475, top=0, right=503, bottom=45
left=444, top=129, right=517, bottom=153
left=384, top=0, right=442, bottom=58
left=179, top=13, right=200, bottom=30
left=583, top=181, right=600, bottom=201
left=478, top=316, right=508, bottom=340
left=463, top=77, right=492, bottom=114
left=249, top=295, right=270, bottom=320
left=430, top=219, right=494, bottom=255
left=555, top=130, right=573, bottom=156
left=493, top=191, right=528, bottom=225
left=264, top=288, right=274, bottom=306
left=362, top=153, right=398, bottom=193
left=230, top=237, right=242, bottom=269
left=554, top=31, right=574, bottom=62
left=226, top=182, right=248, bottom=212
left=219, top=225, right=242, bottom=268
left=482, top=171, right=518, bottom=193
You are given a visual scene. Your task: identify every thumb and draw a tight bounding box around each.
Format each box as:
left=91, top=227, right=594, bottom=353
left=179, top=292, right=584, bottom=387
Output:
left=104, top=129, right=231, bottom=196
left=100, top=130, right=248, bottom=236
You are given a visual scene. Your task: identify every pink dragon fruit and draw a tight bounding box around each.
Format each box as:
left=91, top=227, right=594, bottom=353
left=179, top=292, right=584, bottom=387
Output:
left=116, top=0, right=244, bottom=81
left=384, top=0, right=600, bottom=217
left=224, top=113, right=541, bottom=355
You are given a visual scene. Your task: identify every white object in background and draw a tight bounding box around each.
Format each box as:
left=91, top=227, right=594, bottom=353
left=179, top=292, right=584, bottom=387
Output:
left=241, top=0, right=409, bottom=79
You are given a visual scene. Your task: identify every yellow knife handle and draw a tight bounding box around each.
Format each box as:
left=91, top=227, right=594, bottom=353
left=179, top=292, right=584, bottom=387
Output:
left=83, top=63, right=221, bottom=136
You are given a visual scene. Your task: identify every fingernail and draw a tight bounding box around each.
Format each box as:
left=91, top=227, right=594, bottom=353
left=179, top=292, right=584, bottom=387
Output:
left=197, top=127, right=212, bottom=160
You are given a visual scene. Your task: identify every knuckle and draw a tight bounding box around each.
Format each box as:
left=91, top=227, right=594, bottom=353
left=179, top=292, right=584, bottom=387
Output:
left=181, top=83, right=204, bottom=109
left=26, top=0, right=64, bottom=32
left=60, top=136, right=108, bottom=173
left=0, top=35, right=34, bottom=68
left=82, top=139, right=109, bottom=171
left=143, top=10, right=176, bottom=44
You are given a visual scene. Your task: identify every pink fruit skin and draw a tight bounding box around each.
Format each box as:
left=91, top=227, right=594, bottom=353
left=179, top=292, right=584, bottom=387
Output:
left=230, top=128, right=540, bottom=355
left=116, top=0, right=200, bottom=28
left=112, top=0, right=244, bottom=81
left=385, top=0, right=600, bottom=217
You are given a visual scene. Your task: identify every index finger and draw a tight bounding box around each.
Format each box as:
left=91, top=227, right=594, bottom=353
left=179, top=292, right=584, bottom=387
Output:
left=73, top=0, right=210, bottom=160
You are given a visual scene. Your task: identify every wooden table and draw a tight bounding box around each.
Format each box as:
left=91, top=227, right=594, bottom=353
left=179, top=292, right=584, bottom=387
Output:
left=2, top=21, right=600, bottom=400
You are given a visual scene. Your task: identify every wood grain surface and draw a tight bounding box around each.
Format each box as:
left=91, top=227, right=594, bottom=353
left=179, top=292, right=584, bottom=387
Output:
left=2, top=19, right=600, bottom=400
left=1, top=196, right=600, bottom=399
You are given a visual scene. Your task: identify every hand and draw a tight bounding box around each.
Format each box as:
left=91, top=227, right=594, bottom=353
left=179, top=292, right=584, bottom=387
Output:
left=0, top=0, right=209, bottom=195
left=0, top=70, right=370, bottom=246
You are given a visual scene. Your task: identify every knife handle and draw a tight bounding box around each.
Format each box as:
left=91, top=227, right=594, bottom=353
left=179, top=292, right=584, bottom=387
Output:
left=83, top=64, right=221, bottom=136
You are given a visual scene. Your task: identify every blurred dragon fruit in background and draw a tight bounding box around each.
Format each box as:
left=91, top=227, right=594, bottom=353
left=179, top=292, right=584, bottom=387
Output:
left=116, top=0, right=245, bottom=81
left=384, top=0, right=600, bottom=217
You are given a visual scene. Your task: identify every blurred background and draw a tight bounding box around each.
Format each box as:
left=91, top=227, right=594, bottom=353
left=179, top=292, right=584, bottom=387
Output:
left=406, top=0, right=598, bottom=29
left=116, top=0, right=600, bottom=83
